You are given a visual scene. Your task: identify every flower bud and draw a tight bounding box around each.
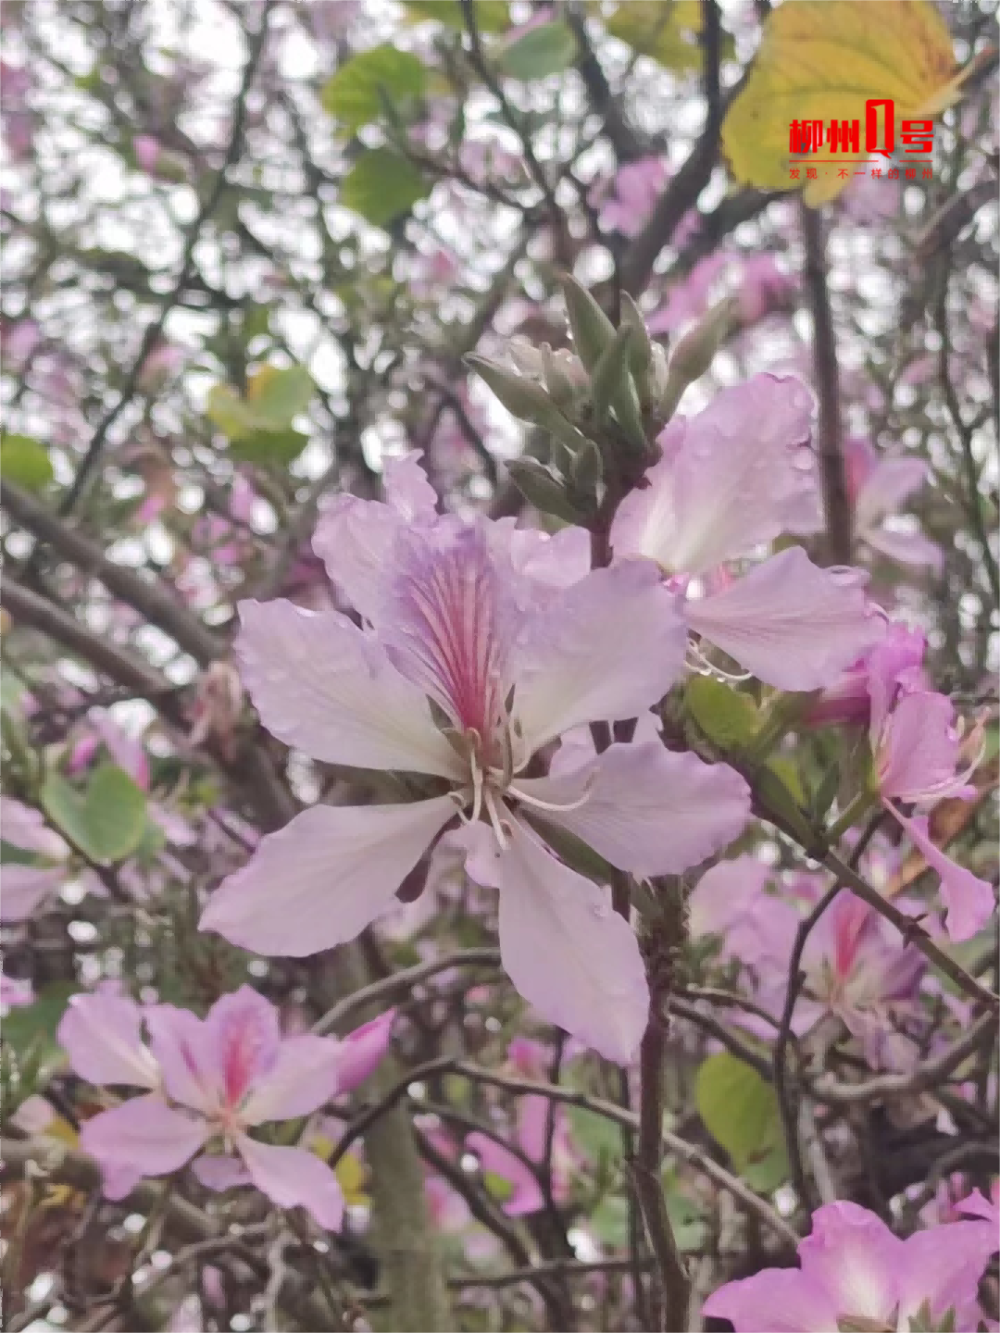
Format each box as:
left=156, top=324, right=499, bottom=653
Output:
left=505, top=458, right=586, bottom=524
left=559, top=274, right=616, bottom=371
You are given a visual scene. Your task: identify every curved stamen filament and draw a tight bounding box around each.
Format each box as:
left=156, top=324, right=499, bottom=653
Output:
left=482, top=785, right=510, bottom=850
left=686, top=641, right=753, bottom=684
left=506, top=773, right=596, bottom=813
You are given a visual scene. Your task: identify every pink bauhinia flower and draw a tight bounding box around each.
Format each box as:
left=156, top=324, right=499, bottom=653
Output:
left=845, top=436, right=942, bottom=572
left=703, top=1200, right=998, bottom=1332
left=867, top=647, right=994, bottom=941
left=200, top=454, right=751, bottom=1063
left=59, top=987, right=394, bottom=1230
left=610, top=374, right=885, bottom=690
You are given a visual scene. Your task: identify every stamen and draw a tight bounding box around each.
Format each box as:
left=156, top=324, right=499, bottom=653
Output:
left=686, top=641, right=753, bottom=684
left=468, top=749, right=485, bottom=825
left=483, top=786, right=510, bottom=850
left=507, top=774, right=595, bottom=813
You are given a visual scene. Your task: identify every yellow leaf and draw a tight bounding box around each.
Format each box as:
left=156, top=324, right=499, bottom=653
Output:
left=723, top=0, right=963, bottom=205
left=606, top=1, right=705, bottom=73
left=335, top=1151, right=369, bottom=1207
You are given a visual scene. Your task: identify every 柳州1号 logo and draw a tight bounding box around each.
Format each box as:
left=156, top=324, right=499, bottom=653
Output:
left=787, top=98, right=935, bottom=184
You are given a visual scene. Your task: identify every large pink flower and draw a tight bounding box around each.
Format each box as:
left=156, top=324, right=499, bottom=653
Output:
left=59, top=988, right=393, bottom=1230
left=610, top=375, right=885, bottom=690
left=200, top=455, right=751, bottom=1063
left=703, top=1200, right=998, bottom=1332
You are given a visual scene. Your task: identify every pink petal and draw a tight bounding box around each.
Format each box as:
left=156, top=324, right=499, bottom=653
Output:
left=382, top=521, right=520, bottom=740
left=855, top=456, right=929, bottom=530
left=236, top=600, right=461, bottom=780
left=610, top=374, right=820, bottom=575
left=0, top=797, right=66, bottom=857
left=205, top=987, right=282, bottom=1112
left=497, top=817, right=648, bottom=1065
left=312, top=454, right=438, bottom=620
left=514, top=562, right=687, bottom=753
left=702, top=1268, right=838, bottom=1333
left=242, top=1033, right=341, bottom=1124
left=57, top=993, right=159, bottom=1090
left=515, top=742, right=749, bottom=876
left=382, top=450, right=439, bottom=520
left=494, top=521, right=590, bottom=589
left=80, top=1096, right=207, bottom=1191
left=335, top=1010, right=395, bottom=1095
left=863, top=524, right=943, bottom=571
left=236, top=1136, right=344, bottom=1231
left=466, top=1130, right=545, bottom=1216
left=797, top=1200, right=903, bottom=1324
left=190, top=1153, right=252, bottom=1191
left=876, top=692, right=970, bottom=804
left=687, top=856, right=774, bottom=942
left=0, top=865, right=64, bottom=921
left=145, top=1005, right=220, bottom=1115
left=200, top=797, right=457, bottom=957
left=896, top=1222, right=1000, bottom=1329
left=0, top=972, right=33, bottom=1008
left=686, top=547, right=885, bottom=690
left=885, top=805, right=995, bottom=942
left=956, top=1188, right=999, bottom=1229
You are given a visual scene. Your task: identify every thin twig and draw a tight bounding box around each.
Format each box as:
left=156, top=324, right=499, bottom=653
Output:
left=800, top=201, right=852, bottom=564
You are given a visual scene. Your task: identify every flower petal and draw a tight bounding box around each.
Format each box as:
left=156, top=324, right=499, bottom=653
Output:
left=0, top=797, right=66, bottom=857
left=864, top=523, right=943, bottom=571
left=0, top=865, right=65, bottom=922
left=686, top=547, right=885, bottom=690
left=200, top=798, right=457, bottom=957
left=311, top=454, right=437, bottom=618
left=236, top=599, right=461, bottom=780
left=466, top=1131, right=545, bottom=1217
left=334, top=1010, right=395, bottom=1095
left=145, top=1005, right=220, bottom=1115
left=242, top=1033, right=341, bottom=1124
left=57, top=993, right=159, bottom=1090
left=896, top=1222, right=1000, bottom=1330
left=797, top=1200, right=903, bottom=1323
left=702, top=1268, right=838, bottom=1333
left=191, top=1153, right=252, bottom=1191
left=876, top=692, right=970, bottom=804
left=236, top=1135, right=344, bottom=1231
left=885, top=805, right=995, bottom=942
left=205, top=987, right=283, bottom=1112
left=514, top=562, right=687, bottom=753
left=497, top=817, right=648, bottom=1064
left=855, top=456, right=929, bottom=530
left=515, top=742, right=750, bottom=877
left=610, top=374, right=820, bottom=575
left=80, top=1096, right=207, bottom=1191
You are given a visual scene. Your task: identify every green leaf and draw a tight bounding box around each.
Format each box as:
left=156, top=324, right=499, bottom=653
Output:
left=685, top=676, right=760, bottom=751
left=41, top=765, right=148, bottom=864
left=695, top=1053, right=788, bottom=1187
left=1, top=435, right=54, bottom=490
left=321, top=45, right=427, bottom=131
left=567, top=1105, right=623, bottom=1164
left=206, top=365, right=314, bottom=461
left=404, top=0, right=510, bottom=33
left=2, top=981, right=78, bottom=1058
left=498, top=20, right=577, bottom=81
left=340, top=150, right=430, bottom=226
left=228, top=428, right=310, bottom=466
